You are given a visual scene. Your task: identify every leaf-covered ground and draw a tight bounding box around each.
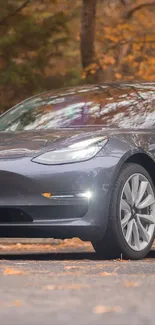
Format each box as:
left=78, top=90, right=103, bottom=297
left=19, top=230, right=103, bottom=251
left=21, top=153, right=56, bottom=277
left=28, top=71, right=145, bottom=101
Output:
left=0, top=238, right=93, bottom=253
left=0, top=239, right=155, bottom=325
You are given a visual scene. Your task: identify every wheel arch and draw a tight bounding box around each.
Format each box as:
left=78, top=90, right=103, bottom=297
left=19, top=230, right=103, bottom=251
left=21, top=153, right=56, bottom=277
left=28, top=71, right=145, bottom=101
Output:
left=125, top=152, right=155, bottom=186
left=114, top=150, right=155, bottom=187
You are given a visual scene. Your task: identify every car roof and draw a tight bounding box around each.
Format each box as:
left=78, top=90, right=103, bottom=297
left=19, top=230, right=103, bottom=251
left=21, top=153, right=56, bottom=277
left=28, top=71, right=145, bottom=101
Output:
left=18, top=82, right=155, bottom=103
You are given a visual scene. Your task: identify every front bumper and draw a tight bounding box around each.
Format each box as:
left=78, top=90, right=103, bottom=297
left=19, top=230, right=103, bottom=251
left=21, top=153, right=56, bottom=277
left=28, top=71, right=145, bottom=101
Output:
left=0, top=155, right=119, bottom=240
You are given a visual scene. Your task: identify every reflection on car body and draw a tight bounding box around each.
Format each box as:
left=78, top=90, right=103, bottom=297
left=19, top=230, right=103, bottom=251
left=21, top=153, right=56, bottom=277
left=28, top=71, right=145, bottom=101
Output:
left=0, top=82, right=155, bottom=260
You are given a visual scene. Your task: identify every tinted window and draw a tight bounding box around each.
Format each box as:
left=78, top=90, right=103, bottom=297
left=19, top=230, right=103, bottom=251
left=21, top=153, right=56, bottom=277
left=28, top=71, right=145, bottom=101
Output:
left=0, top=84, right=155, bottom=131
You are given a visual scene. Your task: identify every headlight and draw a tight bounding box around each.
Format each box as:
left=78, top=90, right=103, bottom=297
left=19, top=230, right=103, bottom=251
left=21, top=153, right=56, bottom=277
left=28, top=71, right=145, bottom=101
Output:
left=32, top=136, right=108, bottom=165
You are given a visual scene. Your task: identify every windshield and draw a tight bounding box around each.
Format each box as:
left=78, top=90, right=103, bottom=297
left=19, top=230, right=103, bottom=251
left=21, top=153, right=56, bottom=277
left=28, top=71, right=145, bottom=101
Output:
left=0, top=84, right=155, bottom=131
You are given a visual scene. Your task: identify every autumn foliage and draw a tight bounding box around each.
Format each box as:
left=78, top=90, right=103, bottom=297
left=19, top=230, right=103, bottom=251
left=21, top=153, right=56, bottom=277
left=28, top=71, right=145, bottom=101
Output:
left=0, top=0, right=155, bottom=111
left=83, top=0, right=155, bottom=81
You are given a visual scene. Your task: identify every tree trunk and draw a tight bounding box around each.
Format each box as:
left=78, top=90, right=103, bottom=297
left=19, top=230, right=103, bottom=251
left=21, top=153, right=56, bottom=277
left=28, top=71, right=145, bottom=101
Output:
left=80, top=0, right=97, bottom=69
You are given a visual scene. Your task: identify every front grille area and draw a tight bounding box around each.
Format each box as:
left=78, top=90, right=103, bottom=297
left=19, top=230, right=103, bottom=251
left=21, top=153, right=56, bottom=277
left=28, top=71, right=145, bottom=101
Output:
left=0, top=208, right=33, bottom=223
left=23, top=204, right=88, bottom=221
left=0, top=203, right=88, bottom=223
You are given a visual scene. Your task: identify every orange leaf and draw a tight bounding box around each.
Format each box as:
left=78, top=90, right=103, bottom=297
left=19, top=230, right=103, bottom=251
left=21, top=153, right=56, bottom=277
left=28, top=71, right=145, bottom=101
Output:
left=124, top=281, right=141, bottom=287
left=100, top=272, right=117, bottom=276
left=3, top=268, right=25, bottom=275
left=115, top=73, right=122, bottom=79
left=93, top=305, right=122, bottom=314
left=12, top=300, right=23, bottom=307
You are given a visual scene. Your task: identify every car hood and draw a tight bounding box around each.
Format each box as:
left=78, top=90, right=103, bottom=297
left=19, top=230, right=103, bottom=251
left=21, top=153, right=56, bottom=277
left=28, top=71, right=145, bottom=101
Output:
left=0, top=128, right=105, bottom=158
left=0, top=127, right=147, bottom=159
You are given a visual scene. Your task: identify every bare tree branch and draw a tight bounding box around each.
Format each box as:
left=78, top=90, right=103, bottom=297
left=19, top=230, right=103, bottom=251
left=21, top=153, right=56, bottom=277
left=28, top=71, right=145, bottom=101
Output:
left=125, top=0, right=155, bottom=19
left=0, top=0, right=31, bottom=26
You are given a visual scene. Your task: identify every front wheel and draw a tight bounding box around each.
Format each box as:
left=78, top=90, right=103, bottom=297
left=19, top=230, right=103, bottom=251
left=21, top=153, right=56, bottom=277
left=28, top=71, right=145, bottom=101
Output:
left=92, top=163, right=155, bottom=260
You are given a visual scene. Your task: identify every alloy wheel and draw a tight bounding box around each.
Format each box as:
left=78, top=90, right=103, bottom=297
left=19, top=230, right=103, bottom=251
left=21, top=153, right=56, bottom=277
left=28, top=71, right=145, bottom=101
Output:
left=120, top=173, right=155, bottom=251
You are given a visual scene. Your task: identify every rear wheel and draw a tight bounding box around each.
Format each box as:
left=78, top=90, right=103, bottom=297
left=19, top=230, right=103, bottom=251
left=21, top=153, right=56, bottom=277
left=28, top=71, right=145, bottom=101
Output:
left=92, top=163, right=155, bottom=260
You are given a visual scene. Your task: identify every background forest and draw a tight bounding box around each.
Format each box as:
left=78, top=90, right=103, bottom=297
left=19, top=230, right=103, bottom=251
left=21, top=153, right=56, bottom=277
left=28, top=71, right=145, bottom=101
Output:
left=0, top=0, right=155, bottom=112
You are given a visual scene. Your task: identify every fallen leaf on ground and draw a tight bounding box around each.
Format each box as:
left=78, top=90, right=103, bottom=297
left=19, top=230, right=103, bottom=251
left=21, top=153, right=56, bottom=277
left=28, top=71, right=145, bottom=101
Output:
left=64, top=265, right=83, bottom=270
left=12, top=300, right=23, bottom=307
left=0, top=300, right=23, bottom=307
left=3, top=268, right=25, bottom=275
left=99, top=272, right=117, bottom=276
left=93, top=305, right=122, bottom=314
left=44, top=284, right=89, bottom=291
left=124, top=281, right=141, bottom=287
left=16, top=243, right=22, bottom=248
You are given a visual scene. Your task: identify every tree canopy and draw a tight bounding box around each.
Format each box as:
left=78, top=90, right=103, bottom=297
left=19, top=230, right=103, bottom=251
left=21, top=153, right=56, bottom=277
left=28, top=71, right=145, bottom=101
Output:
left=0, top=0, right=155, bottom=111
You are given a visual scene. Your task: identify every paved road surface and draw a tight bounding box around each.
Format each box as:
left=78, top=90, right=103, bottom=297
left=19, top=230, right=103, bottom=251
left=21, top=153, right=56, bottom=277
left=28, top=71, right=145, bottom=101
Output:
left=0, top=241, right=155, bottom=325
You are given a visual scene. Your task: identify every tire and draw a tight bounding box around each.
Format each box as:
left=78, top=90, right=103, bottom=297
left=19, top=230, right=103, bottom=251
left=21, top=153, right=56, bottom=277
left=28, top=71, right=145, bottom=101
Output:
left=92, top=163, right=155, bottom=260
